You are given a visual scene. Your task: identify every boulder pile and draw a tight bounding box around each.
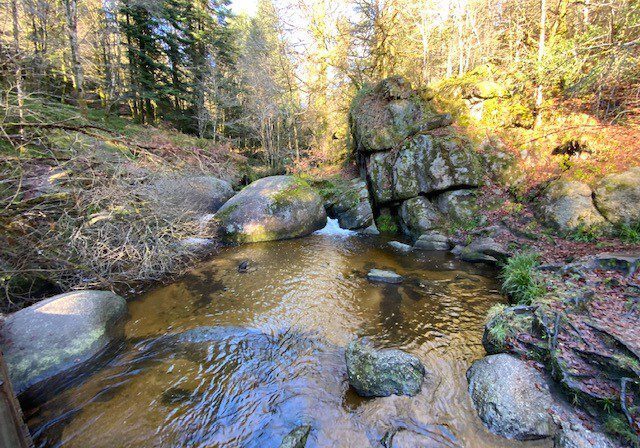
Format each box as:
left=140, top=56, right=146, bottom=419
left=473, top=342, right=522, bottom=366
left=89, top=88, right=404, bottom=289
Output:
left=350, top=76, right=485, bottom=238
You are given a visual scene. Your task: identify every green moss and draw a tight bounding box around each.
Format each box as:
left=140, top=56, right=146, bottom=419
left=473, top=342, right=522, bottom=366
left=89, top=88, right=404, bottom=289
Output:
left=501, top=252, right=545, bottom=305
left=604, top=414, right=639, bottom=446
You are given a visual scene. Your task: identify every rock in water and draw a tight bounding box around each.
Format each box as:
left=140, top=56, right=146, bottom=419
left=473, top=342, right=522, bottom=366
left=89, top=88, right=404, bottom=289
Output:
left=388, top=241, right=413, bottom=252
left=279, top=425, right=311, bottom=448
left=466, top=354, right=554, bottom=440
left=413, top=232, right=450, bottom=251
left=346, top=338, right=425, bottom=397
left=538, top=179, right=607, bottom=232
left=214, top=176, right=327, bottom=243
left=398, top=197, right=441, bottom=237
left=594, top=167, right=640, bottom=227
left=0, top=290, right=127, bottom=399
left=367, top=269, right=404, bottom=284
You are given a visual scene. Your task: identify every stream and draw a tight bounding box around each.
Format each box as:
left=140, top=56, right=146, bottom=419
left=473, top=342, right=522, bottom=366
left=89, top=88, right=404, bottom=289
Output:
left=25, top=222, right=550, bottom=447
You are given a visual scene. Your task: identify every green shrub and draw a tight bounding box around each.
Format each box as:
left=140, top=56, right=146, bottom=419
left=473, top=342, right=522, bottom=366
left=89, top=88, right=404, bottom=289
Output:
left=376, top=215, right=398, bottom=234
left=500, top=253, right=545, bottom=305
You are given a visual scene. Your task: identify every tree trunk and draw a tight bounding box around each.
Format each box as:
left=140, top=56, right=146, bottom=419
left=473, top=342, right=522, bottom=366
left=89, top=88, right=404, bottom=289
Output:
left=11, top=0, right=24, bottom=142
left=535, top=0, right=547, bottom=128
left=62, top=0, right=87, bottom=115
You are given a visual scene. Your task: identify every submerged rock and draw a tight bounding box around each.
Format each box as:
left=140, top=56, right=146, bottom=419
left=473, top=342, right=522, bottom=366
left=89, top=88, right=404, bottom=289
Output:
left=0, top=290, right=127, bottom=399
left=367, top=269, right=404, bottom=284
left=279, top=425, right=311, bottom=448
left=467, top=354, right=554, bottom=440
left=214, top=176, right=327, bottom=243
left=595, top=167, right=640, bottom=227
left=346, top=338, right=425, bottom=397
left=538, top=179, right=607, bottom=232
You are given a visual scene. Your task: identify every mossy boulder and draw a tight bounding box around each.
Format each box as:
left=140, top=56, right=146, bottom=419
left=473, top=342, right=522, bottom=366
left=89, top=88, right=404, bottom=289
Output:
left=594, top=167, right=640, bottom=227
left=538, top=179, right=608, bottom=232
left=214, top=176, right=327, bottom=243
left=367, top=133, right=483, bottom=204
left=398, top=197, right=441, bottom=237
left=346, top=338, right=425, bottom=397
left=467, top=354, right=554, bottom=440
left=0, top=290, right=127, bottom=400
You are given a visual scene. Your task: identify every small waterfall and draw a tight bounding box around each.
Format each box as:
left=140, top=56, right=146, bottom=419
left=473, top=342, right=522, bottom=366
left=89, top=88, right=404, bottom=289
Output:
left=314, top=218, right=356, bottom=237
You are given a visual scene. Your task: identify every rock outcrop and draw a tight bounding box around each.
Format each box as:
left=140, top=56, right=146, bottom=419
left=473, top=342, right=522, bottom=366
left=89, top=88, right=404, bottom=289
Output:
left=594, top=167, right=640, bottom=227
left=346, top=338, right=425, bottom=397
left=467, top=354, right=554, bottom=440
left=0, top=290, right=127, bottom=399
left=350, top=77, right=484, bottom=239
left=214, top=176, right=327, bottom=243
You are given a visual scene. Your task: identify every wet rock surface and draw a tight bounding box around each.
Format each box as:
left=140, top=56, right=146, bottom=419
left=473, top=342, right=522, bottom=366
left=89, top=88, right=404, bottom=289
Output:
left=280, top=425, right=312, bottom=448
left=367, top=269, right=404, bottom=284
left=467, top=354, right=554, bottom=440
left=346, top=338, right=425, bottom=397
left=0, top=290, right=127, bottom=400
left=413, top=231, right=451, bottom=251
left=214, top=176, right=327, bottom=243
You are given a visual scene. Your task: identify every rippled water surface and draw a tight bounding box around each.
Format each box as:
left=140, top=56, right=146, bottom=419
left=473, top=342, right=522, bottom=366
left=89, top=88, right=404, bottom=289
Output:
left=26, top=231, right=550, bottom=448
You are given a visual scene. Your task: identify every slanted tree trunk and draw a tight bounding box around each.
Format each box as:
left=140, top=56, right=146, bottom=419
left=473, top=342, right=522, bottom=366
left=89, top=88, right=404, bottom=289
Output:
left=62, top=0, right=87, bottom=114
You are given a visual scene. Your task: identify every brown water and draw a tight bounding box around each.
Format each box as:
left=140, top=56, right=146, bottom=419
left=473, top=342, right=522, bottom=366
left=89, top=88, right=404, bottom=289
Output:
left=26, top=229, right=550, bottom=448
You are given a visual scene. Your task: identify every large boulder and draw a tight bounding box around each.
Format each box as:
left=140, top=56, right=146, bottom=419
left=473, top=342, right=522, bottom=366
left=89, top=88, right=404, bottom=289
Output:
left=324, top=179, right=373, bottom=230
left=350, top=77, right=426, bottom=153
left=214, top=176, right=327, bottom=243
left=436, top=189, right=477, bottom=223
left=0, top=290, right=127, bottom=399
left=149, top=175, right=234, bottom=214
left=368, top=134, right=483, bottom=204
left=466, top=354, right=554, bottom=440
left=538, top=179, right=607, bottom=232
left=346, top=338, right=425, bottom=397
left=398, top=197, right=441, bottom=237
left=595, top=167, right=640, bottom=227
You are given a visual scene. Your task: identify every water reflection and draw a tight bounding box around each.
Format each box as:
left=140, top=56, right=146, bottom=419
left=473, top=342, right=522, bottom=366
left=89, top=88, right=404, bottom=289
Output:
left=26, top=234, right=550, bottom=448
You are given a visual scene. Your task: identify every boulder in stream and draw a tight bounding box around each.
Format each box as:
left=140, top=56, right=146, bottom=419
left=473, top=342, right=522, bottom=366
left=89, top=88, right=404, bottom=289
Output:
left=0, top=290, right=127, bottom=399
left=149, top=175, right=235, bottom=214
left=279, top=425, right=311, bottom=448
left=214, top=176, right=327, bottom=243
left=346, top=338, right=425, bottom=397
left=467, top=354, right=554, bottom=440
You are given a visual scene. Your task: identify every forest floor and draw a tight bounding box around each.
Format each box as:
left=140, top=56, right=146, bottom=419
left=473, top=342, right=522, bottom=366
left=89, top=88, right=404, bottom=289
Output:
left=0, top=98, right=247, bottom=312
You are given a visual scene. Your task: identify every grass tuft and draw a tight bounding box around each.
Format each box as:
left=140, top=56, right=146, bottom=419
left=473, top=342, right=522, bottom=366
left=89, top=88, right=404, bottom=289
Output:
left=500, top=252, right=545, bottom=305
